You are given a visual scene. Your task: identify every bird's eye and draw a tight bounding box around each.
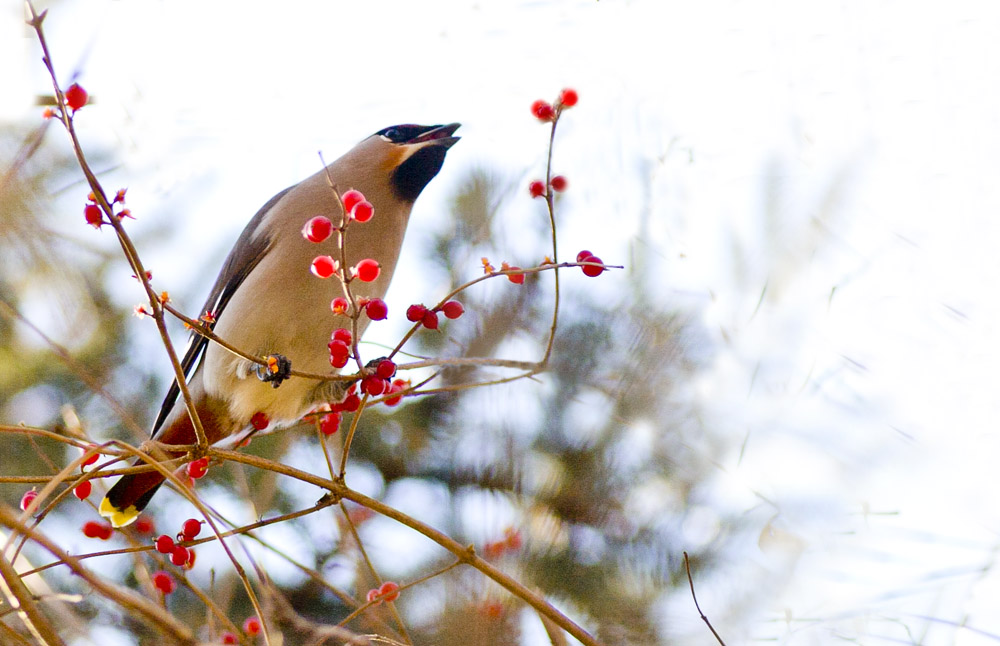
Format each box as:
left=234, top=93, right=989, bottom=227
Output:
left=382, top=128, right=400, bottom=141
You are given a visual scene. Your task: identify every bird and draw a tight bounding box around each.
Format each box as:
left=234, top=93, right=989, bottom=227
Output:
left=100, top=123, right=460, bottom=527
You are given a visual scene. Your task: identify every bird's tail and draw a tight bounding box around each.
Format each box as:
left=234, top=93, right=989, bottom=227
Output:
left=99, top=397, right=229, bottom=527
left=100, top=468, right=166, bottom=527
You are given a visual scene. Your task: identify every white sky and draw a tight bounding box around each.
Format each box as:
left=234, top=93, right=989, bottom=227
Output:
left=6, top=0, right=1000, bottom=644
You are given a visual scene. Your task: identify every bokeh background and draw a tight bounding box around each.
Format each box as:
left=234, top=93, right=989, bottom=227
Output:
left=3, top=1, right=1000, bottom=644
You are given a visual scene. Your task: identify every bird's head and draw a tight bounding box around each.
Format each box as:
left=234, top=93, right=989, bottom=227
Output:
left=346, top=123, right=461, bottom=203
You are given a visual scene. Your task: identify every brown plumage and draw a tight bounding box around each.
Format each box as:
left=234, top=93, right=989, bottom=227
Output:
left=101, top=124, right=460, bottom=526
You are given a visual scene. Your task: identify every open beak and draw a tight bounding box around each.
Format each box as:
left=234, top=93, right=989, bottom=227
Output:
left=407, top=123, right=461, bottom=148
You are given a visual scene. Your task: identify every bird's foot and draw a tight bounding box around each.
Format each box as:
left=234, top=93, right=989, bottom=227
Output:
left=256, top=354, right=291, bottom=388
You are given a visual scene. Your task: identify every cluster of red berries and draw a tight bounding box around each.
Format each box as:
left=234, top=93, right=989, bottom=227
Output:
left=319, top=410, right=342, bottom=435
left=83, top=187, right=129, bottom=229
left=329, top=295, right=388, bottom=321
left=69, top=443, right=103, bottom=500
left=82, top=520, right=114, bottom=540
left=361, top=358, right=398, bottom=397
left=366, top=580, right=401, bottom=605
left=328, top=327, right=354, bottom=369
left=303, top=189, right=380, bottom=283
left=215, top=618, right=259, bottom=642
left=154, top=517, right=202, bottom=569
left=530, top=88, right=578, bottom=122
left=482, top=527, right=523, bottom=560
left=528, top=175, right=568, bottom=199
left=405, top=300, right=464, bottom=330
left=576, top=250, right=605, bottom=277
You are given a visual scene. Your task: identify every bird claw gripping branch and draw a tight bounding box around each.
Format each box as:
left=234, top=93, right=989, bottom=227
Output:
left=256, top=354, right=291, bottom=388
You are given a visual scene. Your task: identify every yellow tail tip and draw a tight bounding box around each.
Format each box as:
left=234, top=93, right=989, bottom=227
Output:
left=99, top=496, right=139, bottom=528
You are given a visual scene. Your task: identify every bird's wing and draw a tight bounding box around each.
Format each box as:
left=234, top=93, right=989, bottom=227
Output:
left=150, top=186, right=294, bottom=437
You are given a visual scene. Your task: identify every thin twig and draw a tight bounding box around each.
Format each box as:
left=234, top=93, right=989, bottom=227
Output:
left=683, top=551, right=727, bottom=646
left=25, top=1, right=208, bottom=448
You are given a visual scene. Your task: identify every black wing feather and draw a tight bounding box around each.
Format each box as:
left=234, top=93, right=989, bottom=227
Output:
left=150, top=186, right=295, bottom=437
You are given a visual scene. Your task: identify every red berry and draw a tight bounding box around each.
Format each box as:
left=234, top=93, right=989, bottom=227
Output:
left=340, top=393, right=361, bottom=413
left=422, top=310, right=439, bottom=330
left=504, top=528, right=523, bottom=550
left=155, top=534, right=175, bottom=554
left=134, top=515, right=155, bottom=534
left=575, top=250, right=593, bottom=263
left=332, top=328, right=353, bottom=344
left=483, top=540, right=504, bottom=559
left=559, top=88, right=578, bottom=107
left=528, top=180, right=546, bottom=198
left=581, top=255, right=605, bottom=277
left=170, top=545, right=189, bottom=566
left=81, top=445, right=100, bottom=466
left=365, top=298, right=388, bottom=321
left=182, top=518, right=202, bottom=541
left=507, top=268, right=525, bottom=285
left=73, top=481, right=92, bottom=500
left=249, top=411, right=268, bottom=430
left=187, top=457, right=209, bottom=479
left=531, top=99, right=554, bottom=121
left=64, top=83, right=88, bottom=111
left=331, top=298, right=350, bottom=316
left=481, top=601, right=504, bottom=619
left=375, top=359, right=396, bottom=380
left=243, top=616, right=261, bottom=635
left=441, top=300, right=464, bottom=319
left=351, top=200, right=374, bottom=222
left=301, top=216, right=333, bottom=243
left=183, top=548, right=196, bottom=569
left=152, top=570, right=175, bottom=595
left=311, top=255, right=338, bottom=278
left=550, top=175, right=568, bottom=192
left=328, top=339, right=351, bottom=368
left=19, top=490, right=38, bottom=511
left=221, top=632, right=238, bottom=644
left=354, top=258, right=380, bottom=283
left=406, top=303, right=428, bottom=322
left=361, top=376, right=387, bottom=396
left=366, top=588, right=382, bottom=605
left=341, top=189, right=365, bottom=214
left=84, top=203, right=102, bottom=228
left=319, top=411, right=341, bottom=436
left=384, top=380, right=406, bottom=407
left=378, top=581, right=400, bottom=602
left=83, top=520, right=112, bottom=539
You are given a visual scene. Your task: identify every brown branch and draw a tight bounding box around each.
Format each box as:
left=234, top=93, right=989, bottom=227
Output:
left=0, top=508, right=197, bottom=644
left=0, top=548, right=66, bottom=646
left=683, top=552, right=727, bottom=646
left=209, top=448, right=601, bottom=646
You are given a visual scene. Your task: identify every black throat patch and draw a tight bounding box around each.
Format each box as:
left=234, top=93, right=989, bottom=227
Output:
left=391, top=145, right=450, bottom=202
